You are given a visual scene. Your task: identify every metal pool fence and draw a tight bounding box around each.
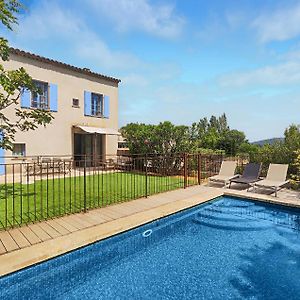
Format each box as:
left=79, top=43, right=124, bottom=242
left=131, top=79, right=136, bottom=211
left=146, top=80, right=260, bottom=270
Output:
left=0, top=153, right=244, bottom=230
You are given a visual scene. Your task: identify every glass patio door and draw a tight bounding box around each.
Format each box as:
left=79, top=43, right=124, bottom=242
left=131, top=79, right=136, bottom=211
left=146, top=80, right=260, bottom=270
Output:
left=74, top=133, right=103, bottom=166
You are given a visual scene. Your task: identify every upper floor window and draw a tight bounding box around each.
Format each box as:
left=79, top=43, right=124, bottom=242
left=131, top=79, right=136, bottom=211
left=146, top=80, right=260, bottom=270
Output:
left=91, top=93, right=103, bottom=117
left=21, top=81, right=58, bottom=112
left=84, top=90, right=109, bottom=118
left=31, top=80, right=49, bottom=109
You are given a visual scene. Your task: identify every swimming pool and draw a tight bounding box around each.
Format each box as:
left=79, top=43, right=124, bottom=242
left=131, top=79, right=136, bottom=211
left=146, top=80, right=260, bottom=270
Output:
left=1, top=196, right=300, bottom=299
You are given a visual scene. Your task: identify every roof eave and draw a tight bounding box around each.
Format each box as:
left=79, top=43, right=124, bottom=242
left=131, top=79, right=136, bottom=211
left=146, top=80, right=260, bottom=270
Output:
left=9, top=47, right=121, bottom=84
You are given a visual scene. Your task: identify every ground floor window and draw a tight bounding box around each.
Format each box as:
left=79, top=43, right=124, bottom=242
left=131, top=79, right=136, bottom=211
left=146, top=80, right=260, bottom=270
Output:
left=118, top=141, right=129, bottom=149
left=12, top=143, right=26, bottom=156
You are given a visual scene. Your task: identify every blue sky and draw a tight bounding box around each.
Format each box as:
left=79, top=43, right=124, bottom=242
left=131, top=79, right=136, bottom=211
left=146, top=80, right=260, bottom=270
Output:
left=2, top=0, right=300, bottom=141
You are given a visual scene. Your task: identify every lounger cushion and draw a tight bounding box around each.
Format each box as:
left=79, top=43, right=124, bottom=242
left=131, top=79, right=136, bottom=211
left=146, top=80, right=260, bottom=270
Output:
left=208, top=161, right=237, bottom=185
left=230, top=177, right=261, bottom=184
left=209, top=175, right=236, bottom=182
left=218, top=161, right=237, bottom=177
left=254, top=179, right=289, bottom=188
left=266, top=164, right=289, bottom=182
left=241, top=163, right=261, bottom=178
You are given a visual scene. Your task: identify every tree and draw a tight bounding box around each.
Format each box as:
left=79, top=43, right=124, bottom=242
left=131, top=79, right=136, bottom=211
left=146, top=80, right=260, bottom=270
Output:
left=290, top=150, right=300, bottom=189
left=238, top=142, right=259, bottom=158
left=0, top=0, right=53, bottom=150
left=190, top=117, right=208, bottom=149
left=201, top=127, right=220, bottom=150
left=217, top=113, right=229, bottom=134
left=153, top=122, right=191, bottom=155
left=120, top=123, right=155, bottom=154
left=191, top=114, right=246, bottom=155
left=284, top=124, right=300, bottom=152
left=120, top=122, right=191, bottom=155
left=209, top=115, right=218, bottom=130
left=217, top=129, right=246, bottom=156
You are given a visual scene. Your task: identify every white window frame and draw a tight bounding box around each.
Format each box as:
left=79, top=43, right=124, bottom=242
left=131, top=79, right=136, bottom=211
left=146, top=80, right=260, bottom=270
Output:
left=91, top=93, right=104, bottom=117
left=31, top=80, right=49, bottom=110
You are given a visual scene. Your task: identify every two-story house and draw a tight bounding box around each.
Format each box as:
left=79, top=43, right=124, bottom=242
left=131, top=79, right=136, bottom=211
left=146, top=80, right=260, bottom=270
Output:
left=1, top=48, right=121, bottom=166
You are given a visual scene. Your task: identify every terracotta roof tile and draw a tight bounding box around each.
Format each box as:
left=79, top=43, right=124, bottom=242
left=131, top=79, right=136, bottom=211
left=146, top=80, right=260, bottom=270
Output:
left=9, top=48, right=121, bottom=84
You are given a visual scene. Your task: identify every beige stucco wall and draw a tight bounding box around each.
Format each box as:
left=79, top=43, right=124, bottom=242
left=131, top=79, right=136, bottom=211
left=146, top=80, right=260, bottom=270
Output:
left=2, top=54, right=119, bottom=160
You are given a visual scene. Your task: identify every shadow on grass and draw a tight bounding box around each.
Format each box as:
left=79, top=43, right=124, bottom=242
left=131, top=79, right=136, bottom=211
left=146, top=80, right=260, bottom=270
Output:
left=0, top=185, right=36, bottom=198
left=0, top=173, right=185, bottom=229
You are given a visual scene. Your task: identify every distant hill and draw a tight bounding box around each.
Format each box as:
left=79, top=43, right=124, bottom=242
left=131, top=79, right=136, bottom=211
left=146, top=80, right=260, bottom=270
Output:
left=252, top=138, right=284, bottom=146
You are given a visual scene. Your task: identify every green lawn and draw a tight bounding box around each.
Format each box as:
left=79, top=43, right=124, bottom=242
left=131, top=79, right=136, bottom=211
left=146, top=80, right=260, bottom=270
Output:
left=0, top=172, right=194, bottom=229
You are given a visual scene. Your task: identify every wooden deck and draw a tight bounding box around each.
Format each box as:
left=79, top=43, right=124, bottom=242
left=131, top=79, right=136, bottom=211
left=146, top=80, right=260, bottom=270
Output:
left=0, top=184, right=299, bottom=277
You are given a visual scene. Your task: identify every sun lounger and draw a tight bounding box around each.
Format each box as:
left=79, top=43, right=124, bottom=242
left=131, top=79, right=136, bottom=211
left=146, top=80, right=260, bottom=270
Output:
left=253, top=164, right=289, bottom=197
left=208, top=161, right=238, bottom=186
left=229, top=163, right=261, bottom=190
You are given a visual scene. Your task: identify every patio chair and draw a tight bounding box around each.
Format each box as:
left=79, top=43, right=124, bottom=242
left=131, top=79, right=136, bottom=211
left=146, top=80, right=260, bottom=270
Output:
left=253, top=164, right=289, bottom=197
left=229, top=163, right=261, bottom=190
left=208, top=161, right=238, bottom=186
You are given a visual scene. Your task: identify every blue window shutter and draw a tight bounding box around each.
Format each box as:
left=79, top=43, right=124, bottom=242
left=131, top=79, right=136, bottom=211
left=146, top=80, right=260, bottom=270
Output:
left=0, top=131, right=5, bottom=175
left=104, top=95, right=110, bottom=118
left=20, top=88, right=31, bottom=108
left=84, top=91, right=92, bottom=116
left=49, top=83, right=58, bottom=112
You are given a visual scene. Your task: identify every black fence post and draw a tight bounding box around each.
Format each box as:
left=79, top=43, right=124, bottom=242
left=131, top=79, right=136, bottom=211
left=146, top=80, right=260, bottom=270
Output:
left=220, top=153, right=224, bottom=173
left=145, top=154, right=148, bottom=198
left=197, top=153, right=201, bottom=185
left=184, top=153, right=187, bottom=189
left=83, top=155, right=87, bottom=212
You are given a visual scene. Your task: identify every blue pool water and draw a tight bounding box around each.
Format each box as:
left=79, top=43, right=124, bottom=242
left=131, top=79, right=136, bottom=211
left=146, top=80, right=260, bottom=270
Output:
left=1, top=196, right=300, bottom=299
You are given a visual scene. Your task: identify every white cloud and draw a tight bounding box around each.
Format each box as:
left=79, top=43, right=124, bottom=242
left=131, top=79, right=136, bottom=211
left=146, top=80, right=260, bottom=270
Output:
left=17, top=2, right=82, bottom=39
left=122, top=74, right=149, bottom=87
left=10, top=1, right=143, bottom=72
left=281, top=43, right=300, bottom=61
left=225, top=11, right=246, bottom=29
left=194, top=9, right=249, bottom=43
left=219, top=61, right=300, bottom=88
left=10, top=1, right=185, bottom=74
left=252, top=3, right=300, bottom=42
left=195, top=13, right=227, bottom=42
left=89, top=0, right=184, bottom=39
left=76, top=35, right=143, bottom=70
